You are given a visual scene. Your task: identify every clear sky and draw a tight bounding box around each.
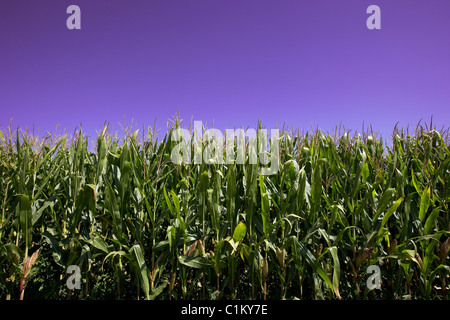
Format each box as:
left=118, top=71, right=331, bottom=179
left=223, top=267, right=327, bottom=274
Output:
left=1, top=0, right=449, bottom=142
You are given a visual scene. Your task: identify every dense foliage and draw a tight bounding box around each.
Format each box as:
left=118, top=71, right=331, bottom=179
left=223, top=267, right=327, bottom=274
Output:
left=0, top=121, right=449, bottom=300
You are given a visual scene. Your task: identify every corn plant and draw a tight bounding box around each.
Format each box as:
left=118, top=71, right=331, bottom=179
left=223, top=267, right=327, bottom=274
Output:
left=0, top=120, right=448, bottom=300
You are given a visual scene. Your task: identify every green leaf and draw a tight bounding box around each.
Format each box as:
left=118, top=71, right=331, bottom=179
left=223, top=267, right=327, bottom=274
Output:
left=226, top=164, right=237, bottom=228
left=429, top=264, right=450, bottom=282
left=163, top=187, right=175, bottom=218
left=178, top=256, right=214, bottom=269
left=233, top=222, right=247, bottom=243
left=213, top=240, right=226, bottom=275
left=165, top=188, right=185, bottom=237
left=31, top=200, right=51, bottom=226
left=329, top=246, right=341, bottom=299
left=373, top=188, right=395, bottom=222
left=149, top=280, right=169, bottom=300
left=90, top=234, right=109, bottom=254
left=423, top=207, right=440, bottom=235
left=153, top=240, right=170, bottom=252
left=119, top=161, right=132, bottom=210
left=96, top=132, right=108, bottom=181
left=170, top=190, right=181, bottom=214
left=259, top=175, right=270, bottom=235
left=291, top=237, right=334, bottom=295
left=362, top=162, right=370, bottom=183
left=311, top=159, right=323, bottom=217
left=296, top=168, right=308, bottom=211
left=129, top=244, right=150, bottom=300
left=18, top=194, right=32, bottom=249
left=419, top=186, right=431, bottom=222
left=107, top=182, right=123, bottom=242
left=421, top=239, right=437, bottom=275
left=102, top=250, right=127, bottom=271
left=2, top=243, right=22, bottom=264
left=42, top=231, right=65, bottom=267
left=411, top=170, right=422, bottom=194
left=376, top=197, right=403, bottom=240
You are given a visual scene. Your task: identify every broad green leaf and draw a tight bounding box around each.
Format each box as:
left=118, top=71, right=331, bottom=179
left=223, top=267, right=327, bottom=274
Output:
left=423, top=207, right=440, bottom=235
left=421, top=239, right=437, bottom=275
left=411, top=170, right=422, bottom=194
left=259, top=175, right=270, bottom=235
left=226, top=164, right=237, bottom=228
left=107, top=182, right=123, bottom=242
left=42, top=231, right=64, bottom=267
left=170, top=190, right=181, bottom=214
left=213, top=240, right=226, bottom=275
left=291, top=237, right=334, bottom=296
left=129, top=244, right=150, bottom=300
left=362, top=162, right=369, bottom=183
left=373, top=188, right=395, bottom=222
left=329, top=246, right=341, bottom=299
left=419, top=186, right=431, bottom=222
left=119, top=161, right=132, bottom=211
left=178, top=256, right=214, bottom=269
left=2, top=243, right=22, bottom=264
left=18, top=194, right=32, bottom=249
left=149, top=280, right=169, bottom=300
left=31, top=200, right=52, bottom=226
left=90, top=234, right=109, bottom=254
left=163, top=187, right=175, bottom=218
left=311, top=159, right=323, bottom=217
left=233, top=222, right=247, bottom=243
left=376, top=197, right=403, bottom=240
left=296, top=168, right=308, bottom=211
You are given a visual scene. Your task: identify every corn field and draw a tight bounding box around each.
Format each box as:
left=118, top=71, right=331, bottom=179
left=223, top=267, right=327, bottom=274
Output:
left=0, top=120, right=449, bottom=300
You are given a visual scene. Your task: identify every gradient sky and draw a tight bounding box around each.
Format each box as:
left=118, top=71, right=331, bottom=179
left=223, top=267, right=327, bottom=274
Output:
left=1, top=0, right=449, bottom=142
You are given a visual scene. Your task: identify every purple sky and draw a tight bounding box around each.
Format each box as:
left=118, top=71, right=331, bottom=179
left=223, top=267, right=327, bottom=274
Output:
left=1, top=0, right=449, bottom=142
